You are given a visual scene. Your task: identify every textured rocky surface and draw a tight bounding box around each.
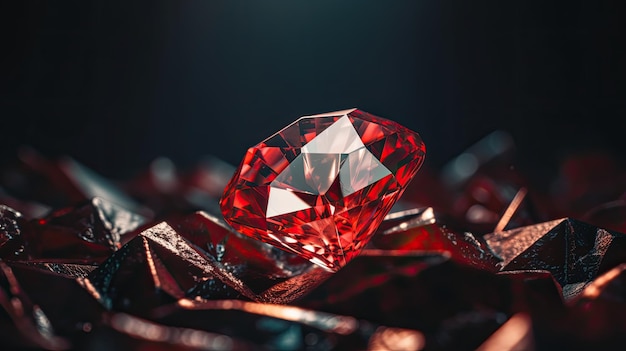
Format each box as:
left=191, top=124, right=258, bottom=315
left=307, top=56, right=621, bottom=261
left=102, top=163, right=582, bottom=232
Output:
left=0, top=135, right=625, bottom=350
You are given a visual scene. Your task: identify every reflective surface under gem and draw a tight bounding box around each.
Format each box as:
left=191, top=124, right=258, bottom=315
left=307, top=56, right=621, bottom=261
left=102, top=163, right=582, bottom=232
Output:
left=220, top=109, right=426, bottom=271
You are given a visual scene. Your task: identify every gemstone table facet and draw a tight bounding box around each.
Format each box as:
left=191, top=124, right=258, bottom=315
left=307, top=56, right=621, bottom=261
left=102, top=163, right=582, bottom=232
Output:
left=220, top=109, right=426, bottom=271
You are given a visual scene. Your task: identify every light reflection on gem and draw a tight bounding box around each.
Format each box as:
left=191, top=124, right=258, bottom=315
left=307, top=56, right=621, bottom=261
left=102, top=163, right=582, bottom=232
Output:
left=266, top=188, right=311, bottom=218
left=301, top=116, right=365, bottom=154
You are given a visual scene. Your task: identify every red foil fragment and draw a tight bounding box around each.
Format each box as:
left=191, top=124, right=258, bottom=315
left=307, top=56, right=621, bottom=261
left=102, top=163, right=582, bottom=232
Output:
left=372, top=221, right=501, bottom=272
left=486, top=218, right=626, bottom=299
left=21, top=197, right=147, bottom=264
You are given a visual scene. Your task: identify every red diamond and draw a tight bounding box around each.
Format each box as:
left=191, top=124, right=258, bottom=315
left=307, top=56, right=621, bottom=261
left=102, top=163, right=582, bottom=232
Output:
left=220, top=109, right=426, bottom=271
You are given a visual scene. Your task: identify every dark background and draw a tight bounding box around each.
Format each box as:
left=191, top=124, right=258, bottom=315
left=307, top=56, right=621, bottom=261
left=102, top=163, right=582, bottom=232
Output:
left=1, top=1, right=625, bottom=182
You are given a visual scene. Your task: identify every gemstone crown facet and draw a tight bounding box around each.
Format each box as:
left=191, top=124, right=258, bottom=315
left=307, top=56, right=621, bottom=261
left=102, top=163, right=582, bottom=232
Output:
left=220, top=108, right=426, bottom=271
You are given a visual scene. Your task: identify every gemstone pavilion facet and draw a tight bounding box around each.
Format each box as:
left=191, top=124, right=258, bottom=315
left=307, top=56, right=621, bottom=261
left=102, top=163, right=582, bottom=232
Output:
left=220, top=109, right=426, bottom=271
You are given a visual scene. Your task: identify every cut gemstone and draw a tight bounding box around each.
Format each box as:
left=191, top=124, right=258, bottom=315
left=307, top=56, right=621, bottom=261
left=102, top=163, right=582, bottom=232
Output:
left=220, top=109, right=426, bottom=271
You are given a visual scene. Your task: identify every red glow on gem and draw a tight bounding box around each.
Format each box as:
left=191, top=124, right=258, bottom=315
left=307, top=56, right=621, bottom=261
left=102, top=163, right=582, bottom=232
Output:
left=220, top=109, right=425, bottom=271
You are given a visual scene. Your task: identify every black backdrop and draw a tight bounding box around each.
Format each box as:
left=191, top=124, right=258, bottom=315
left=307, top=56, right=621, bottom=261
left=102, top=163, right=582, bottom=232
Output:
left=2, top=1, right=625, bottom=182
